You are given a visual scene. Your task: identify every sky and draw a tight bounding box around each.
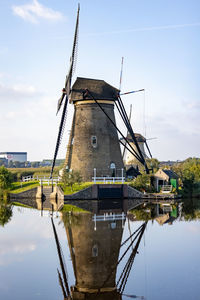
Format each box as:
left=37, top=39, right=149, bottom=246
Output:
left=0, top=0, right=200, bottom=162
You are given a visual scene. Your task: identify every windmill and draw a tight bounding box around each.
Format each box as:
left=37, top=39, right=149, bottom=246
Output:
left=50, top=5, right=150, bottom=181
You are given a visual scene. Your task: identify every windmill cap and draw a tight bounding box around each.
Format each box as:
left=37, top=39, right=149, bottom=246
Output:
left=70, top=77, right=119, bottom=103
left=120, top=133, right=146, bottom=143
left=127, top=133, right=146, bottom=142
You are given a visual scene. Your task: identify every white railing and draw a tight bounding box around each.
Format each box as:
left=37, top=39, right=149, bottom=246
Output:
left=22, top=175, right=34, bottom=182
left=161, top=185, right=172, bottom=193
left=93, top=212, right=126, bottom=221
left=92, top=212, right=126, bottom=230
left=38, top=178, right=59, bottom=186
left=92, top=176, right=125, bottom=184
left=22, top=175, right=60, bottom=185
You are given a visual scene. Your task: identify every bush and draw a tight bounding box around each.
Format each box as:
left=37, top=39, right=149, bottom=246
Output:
left=129, top=174, right=152, bottom=192
left=62, top=170, right=82, bottom=191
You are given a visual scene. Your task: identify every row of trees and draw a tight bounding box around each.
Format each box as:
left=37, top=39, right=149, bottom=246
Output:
left=172, top=158, right=200, bottom=196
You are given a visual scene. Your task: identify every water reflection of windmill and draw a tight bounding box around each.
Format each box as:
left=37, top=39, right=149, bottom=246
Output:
left=50, top=5, right=151, bottom=180
left=51, top=211, right=147, bottom=299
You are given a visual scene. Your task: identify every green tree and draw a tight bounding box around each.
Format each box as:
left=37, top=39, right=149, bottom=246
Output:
left=130, top=173, right=152, bottom=192
left=172, top=157, right=200, bottom=196
left=0, top=166, right=13, bottom=190
left=146, top=158, right=160, bottom=173
left=62, top=170, right=82, bottom=191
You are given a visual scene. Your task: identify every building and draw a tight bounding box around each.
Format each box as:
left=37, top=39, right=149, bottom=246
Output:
left=153, top=168, right=179, bottom=192
left=0, top=152, right=27, bottom=163
left=123, top=133, right=147, bottom=166
left=64, top=77, right=124, bottom=181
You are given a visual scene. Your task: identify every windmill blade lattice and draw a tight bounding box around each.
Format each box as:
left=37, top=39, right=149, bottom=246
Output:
left=50, top=5, right=80, bottom=178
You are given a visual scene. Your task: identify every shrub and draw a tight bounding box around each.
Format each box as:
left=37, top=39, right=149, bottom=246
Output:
left=62, top=170, right=82, bottom=191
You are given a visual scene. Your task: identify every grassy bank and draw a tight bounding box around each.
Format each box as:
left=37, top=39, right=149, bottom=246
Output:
left=62, top=183, right=93, bottom=195
left=61, top=204, right=90, bottom=213
left=11, top=202, right=33, bottom=208
left=10, top=181, right=39, bottom=194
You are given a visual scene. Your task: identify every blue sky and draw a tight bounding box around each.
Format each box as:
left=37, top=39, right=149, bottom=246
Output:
left=0, top=0, right=199, bottom=161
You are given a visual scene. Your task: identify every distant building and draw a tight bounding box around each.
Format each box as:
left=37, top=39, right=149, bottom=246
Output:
left=0, top=152, right=27, bottom=163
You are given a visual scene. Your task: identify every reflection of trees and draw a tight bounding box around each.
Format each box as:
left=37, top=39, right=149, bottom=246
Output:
left=0, top=204, right=12, bottom=227
left=182, top=198, right=200, bottom=221
left=0, top=190, right=13, bottom=227
left=128, top=204, right=156, bottom=221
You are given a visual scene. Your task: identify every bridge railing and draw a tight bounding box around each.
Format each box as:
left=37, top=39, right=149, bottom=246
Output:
left=92, top=176, right=125, bottom=184
left=22, top=175, right=60, bottom=185
left=92, top=212, right=126, bottom=230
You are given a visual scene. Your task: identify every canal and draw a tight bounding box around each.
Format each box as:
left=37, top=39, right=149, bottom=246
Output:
left=0, top=198, right=199, bottom=300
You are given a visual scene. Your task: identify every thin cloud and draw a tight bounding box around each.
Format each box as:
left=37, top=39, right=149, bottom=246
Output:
left=86, top=22, right=200, bottom=37
left=0, top=82, right=39, bottom=100
left=12, top=0, right=64, bottom=24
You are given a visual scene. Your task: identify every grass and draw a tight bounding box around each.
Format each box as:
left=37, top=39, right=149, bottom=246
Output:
left=62, top=182, right=93, bottom=195
left=61, top=204, right=90, bottom=213
left=11, top=201, right=33, bottom=208
left=10, top=181, right=39, bottom=194
left=10, top=180, right=130, bottom=195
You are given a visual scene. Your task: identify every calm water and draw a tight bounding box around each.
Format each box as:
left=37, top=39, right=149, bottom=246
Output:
left=0, top=199, right=200, bottom=300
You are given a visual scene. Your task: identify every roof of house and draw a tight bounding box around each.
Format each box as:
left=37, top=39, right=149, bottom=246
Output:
left=126, top=166, right=141, bottom=177
left=162, top=169, right=178, bottom=179
left=70, top=77, right=119, bottom=102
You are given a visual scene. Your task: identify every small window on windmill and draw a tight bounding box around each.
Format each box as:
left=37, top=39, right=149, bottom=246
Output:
left=71, top=137, right=74, bottom=145
left=110, top=162, right=116, bottom=177
left=110, top=162, right=116, bottom=169
left=91, top=136, right=97, bottom=148
left=92, top=244, right=98, bottom=257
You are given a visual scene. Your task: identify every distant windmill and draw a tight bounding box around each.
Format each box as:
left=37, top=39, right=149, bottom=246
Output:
left=50, top=5, right=150, bottom=180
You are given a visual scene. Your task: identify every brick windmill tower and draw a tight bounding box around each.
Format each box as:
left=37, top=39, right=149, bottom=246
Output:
left=65, top=78, right=124, bottom=181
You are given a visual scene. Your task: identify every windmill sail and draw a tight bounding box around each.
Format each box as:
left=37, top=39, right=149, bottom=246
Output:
left=57, top=4, right=80, bottom=114
left=50, top=5, right=80, bottom=178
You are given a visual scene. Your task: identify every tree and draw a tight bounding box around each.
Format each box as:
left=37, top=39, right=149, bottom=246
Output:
left=172, top=157, right=200, bottom=196
left=0, top=166, right=13, bottom=190
left=130, top=173, right=152, bottom=192
left=146, top=158, right=160, bottom=173
left=62, top=170, right=82, bottom=191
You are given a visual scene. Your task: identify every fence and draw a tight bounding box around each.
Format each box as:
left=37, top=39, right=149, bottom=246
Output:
left=92, top=176, right=125, bottom=184
left=160, top=185, right=172, bottom=193
left=92, top=168, right=125, bottom=183
left=92, top=212, right=126, bottom=230
left=22, top=175, right=60, bottom=186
